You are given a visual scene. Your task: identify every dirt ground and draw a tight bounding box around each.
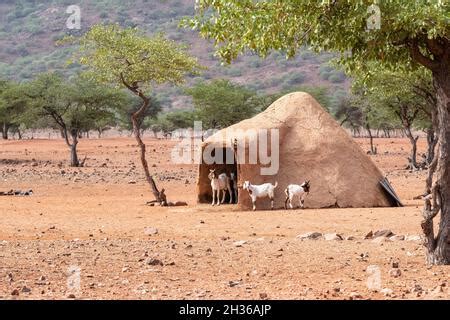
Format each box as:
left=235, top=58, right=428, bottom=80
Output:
left=0, top=137, right=448, bottom=300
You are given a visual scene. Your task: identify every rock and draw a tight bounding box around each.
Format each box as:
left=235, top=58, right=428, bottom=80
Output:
left=11, top=289, right=19, bottom=296
left=372, top=237, right=391, bottom=244
left=228, top=280, right=241, bottom=287
left=146, top=258, right=163, bottom=266
left=373, top=230, right=394, bottom=238
left=128, top=180, right=137, bottom=184
left=392, top=262, right=399, bottom=269
left=233, top=240, right=247, bottom=247
left=67, top=294, right=76, bottom=299
left=144, top=227, right=159, bottom=236
left=324, top=233, right=343, bottom=241
left=411, top=284, right=423, bottom=293
left=381, top=288, right=393, bottom=296
left=389, top=235, right=405, bottom=241
left=349, top=292, right=363, bottom=300
left=430, top=285, right=444, bottom=297
left=364, top=231, right=373, bottom=239
left=345, top=236, right=356, bottom=241
left=389, top=269, right=402, bottom=278
left=21, top=286, right=31, bottom=293
left=296, top=232, right=323, bottom=240
left=259, top=293, right=268, bottom=300
left=405, top=235, right=422, bottom=242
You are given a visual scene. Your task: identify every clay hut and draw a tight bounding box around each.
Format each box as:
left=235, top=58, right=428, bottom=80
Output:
left=197, top=92, right=400, bottom=210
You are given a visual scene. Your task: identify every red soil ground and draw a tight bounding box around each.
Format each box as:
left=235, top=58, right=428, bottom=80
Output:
left=0, top=137, right=448, bottom=300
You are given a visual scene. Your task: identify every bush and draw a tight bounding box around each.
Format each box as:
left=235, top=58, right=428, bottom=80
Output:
left=319, top=64, right=334, bottom=74
left=284, top=73, right=306, bottom=86
left=300, top=50, right=314, bottom=60
left=328, top=71, right=346, bottom=83
left=319, top=71, right=331, bottom=80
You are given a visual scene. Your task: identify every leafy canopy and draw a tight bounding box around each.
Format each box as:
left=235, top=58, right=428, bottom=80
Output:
left=186, top=0, right=448, bottom=71
left=71, top=24, right=203, bottom=91
left=186, top=79, right=259, bottom=129
left=25, top=73, right=128, bottom=135
left=0, top=80, right=28, bottom=127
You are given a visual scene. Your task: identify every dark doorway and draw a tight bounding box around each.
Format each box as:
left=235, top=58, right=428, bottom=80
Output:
left=198, top=147, right=238, bottom=204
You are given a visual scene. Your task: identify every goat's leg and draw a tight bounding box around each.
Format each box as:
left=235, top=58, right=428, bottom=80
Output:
left=219, top=189, right=225, bottom=204
left=300, top=196, right=305, bottom=209
left=270, top=196, right=274, bottom=210
left=252, top=196, right=257, bottom=211
left=211, top=190, right=216, bottom=206
left=234, top=189, right=238, bottom=204
left=290, top=196, right=294, bottom=209
left=228, top=186, right=233, bottom=204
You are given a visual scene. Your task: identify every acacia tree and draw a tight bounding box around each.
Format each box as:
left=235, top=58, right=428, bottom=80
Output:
left=354, top=68, right=432, bottom=169
left=186, top=79, right=258, bottom=129
left=187, top=1, right=450, bottom=264
left=0, top=80, right=27, bottom=140
left=72, top=24, right=201, bottom=203
left=27, top=73, right=127, bottom=167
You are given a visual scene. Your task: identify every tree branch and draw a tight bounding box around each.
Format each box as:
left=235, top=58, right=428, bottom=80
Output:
left=409, top=39, right=440, bottom=71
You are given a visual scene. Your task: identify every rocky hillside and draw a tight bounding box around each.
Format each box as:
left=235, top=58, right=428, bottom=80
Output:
left=0, top=0, right=349, bottom=110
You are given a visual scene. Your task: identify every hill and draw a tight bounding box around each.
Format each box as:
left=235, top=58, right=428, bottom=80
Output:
left=0, top=0, right=349, bottom=111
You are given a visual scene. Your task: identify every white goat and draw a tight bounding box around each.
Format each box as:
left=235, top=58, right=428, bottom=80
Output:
left=284, top=180, right=310, bottom=209
left=208, top=169, right=232, bottom=206
left=242, top=181, right=278, bottom=211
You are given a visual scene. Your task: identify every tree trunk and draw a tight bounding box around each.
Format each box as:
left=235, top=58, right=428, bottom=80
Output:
left=2, top=122, right=9, bottom=140
left=426, top=126, right=438, bottom=165
left=404, top=126, right=419, bottom=170
left=366, top=124, right=376, bottom=154
left=70, top=130, right=80, bottom=167
left=422, top=66, right=450, bottom=265
left=131, top=95, right=163, bottom=204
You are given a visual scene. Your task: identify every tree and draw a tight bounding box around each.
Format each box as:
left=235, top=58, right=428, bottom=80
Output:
left=186, top=79, right=258, bottom=129
left=0, top=80, right=27, bottom=140
left=187, top=1, right=450, bottom=264
left=353, top=67, right=432, bottom=168
left=334, top=97, right=363, bottom=131
left=163, top=110, right=195, bottom=130
left=26, top=73, right=127, bottom=167
left=72, top=24, right=202, bottom=204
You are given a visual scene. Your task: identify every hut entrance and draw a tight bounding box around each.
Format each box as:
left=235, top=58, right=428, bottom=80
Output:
left=197, top=147, right=238, bottom=204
